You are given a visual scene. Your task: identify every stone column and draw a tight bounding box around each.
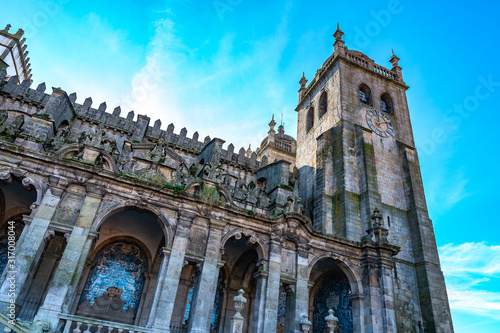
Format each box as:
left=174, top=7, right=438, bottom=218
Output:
left=186, top=218, right=225, bottom=333
left=146, top=248, right=170, bottom=326
left=252, top=268, right=268, bottom=333
left=0, top=185, right=63, bottom=309
left=262, top=239, right=282, bottom=333
left=291, top=246, right=310, bottom=333
left=149, top=211, right=194, bottom=333
left=35, top=186, right=104, bottom=327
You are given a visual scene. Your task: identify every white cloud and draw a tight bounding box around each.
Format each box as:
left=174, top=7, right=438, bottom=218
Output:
left=117, top=7, right=294, bottom=151
left=425, top=166, right=473, bottom=216
left=439, top=242, right=500, bottom=320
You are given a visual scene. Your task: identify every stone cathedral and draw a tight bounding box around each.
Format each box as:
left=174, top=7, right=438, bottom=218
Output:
left=0, top=23, right=453, bottom=333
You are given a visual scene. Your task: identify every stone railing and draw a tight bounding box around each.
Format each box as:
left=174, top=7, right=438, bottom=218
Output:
left=272, top=140, right=295, bottom=153
left=59, top=314, right=150, bottom=333
left=346, top=52, right=372, bottom=69
left=374, top=64, right=396, bottom=80
left=168, top=323, right=186, bottom=333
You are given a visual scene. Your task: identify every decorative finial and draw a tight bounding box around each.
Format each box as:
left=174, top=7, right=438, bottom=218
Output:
left=233, top=289, right=247, bottom=319
left=325, top=309, right=338, bottom=333
left=371, top=208, right=383, bottom=226
left=299, top=72, right=308, bottom=88
left=389, top=50, right=400, bottom=67
left=278, top=124, right=285, bottom=134
left=2, top=24, right=11, bottom=33
left=333, top=23, right=344, bottom=41
left=269, top=114, right=276, bottom=130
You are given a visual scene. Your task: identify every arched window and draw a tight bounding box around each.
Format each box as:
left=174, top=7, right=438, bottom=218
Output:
left=78, top=241, right=148, bottom=323
left=381, top=93, right=394, bottom=114
left=306, top=107, right=315, bottom=133
left=318, top=92, right=328, bottom=118
left=359, top=83, right=372, bottom=106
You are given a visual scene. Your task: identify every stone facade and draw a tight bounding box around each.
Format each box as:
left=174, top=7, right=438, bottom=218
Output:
left=0, top=24, right=453, bottom=333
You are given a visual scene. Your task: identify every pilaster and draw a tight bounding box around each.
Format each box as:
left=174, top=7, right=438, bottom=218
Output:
left=291, top=246, right=310, bottom=333
left=149, top=211, right=194, bottom=333
left=0, top=184, right=63, bottom=309
left=252, top=269, right=268, bottom=333
left=187, top=218, right=226, bottom=333
left=262, top=239, right=282, bottom=333
left=34, top=187, right=104, bottom=328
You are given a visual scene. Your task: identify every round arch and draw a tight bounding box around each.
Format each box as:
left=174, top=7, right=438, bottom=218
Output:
left=308, top=252, right=362, bottom=296
left=220, top=228, right=268, bottom=262
left=91, top=202, right=173, bottom=249
left=0, top=167, right=45, bottom=207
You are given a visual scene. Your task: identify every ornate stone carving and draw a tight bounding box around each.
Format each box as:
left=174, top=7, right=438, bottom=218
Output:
left=272, top=220, right=308, bottom=246
left=77, top=287, right=135, bottom=325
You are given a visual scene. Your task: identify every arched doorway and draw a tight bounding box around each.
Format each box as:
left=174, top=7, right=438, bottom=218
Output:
left=310, top=259, right=354, bottom=333
left=217, top=234, right=263, bottom=333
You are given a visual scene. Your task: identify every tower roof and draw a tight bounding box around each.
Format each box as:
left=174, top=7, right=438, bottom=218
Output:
left=0, top=24, right=32, bottom=82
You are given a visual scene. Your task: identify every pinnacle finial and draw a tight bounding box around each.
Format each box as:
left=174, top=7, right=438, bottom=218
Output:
left=389, top=50, right=400, bottom=67
left=299, top=72, right=308, bottom=88
left=333, top=23, right=344, bottom=41
left=2, top=24, right=11, bottom=33
left=269, top=114, right=276, bottom=130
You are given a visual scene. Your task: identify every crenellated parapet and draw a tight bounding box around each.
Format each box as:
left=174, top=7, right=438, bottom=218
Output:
left=0, top=72, right=298, bottom=217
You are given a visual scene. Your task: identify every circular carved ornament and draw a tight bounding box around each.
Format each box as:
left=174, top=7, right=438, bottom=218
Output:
left=365, top=109, right=394, bottom=137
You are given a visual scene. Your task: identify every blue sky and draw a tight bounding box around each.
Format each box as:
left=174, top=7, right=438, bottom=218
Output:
left=2, top=0, right=500, bottom=331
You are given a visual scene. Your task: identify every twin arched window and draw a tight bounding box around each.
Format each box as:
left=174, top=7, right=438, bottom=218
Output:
left=359, top=83, right=394, bottom=114
left=306, top=91, right=328, bottom=134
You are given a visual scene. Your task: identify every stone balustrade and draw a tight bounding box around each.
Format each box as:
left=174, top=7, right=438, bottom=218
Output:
left=168, top=323, right=185, bottom=333
left=60, top=314, right=150, bottom=333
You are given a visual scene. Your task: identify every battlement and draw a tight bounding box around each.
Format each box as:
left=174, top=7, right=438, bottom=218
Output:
left=0, top=70, right=299, bottom=216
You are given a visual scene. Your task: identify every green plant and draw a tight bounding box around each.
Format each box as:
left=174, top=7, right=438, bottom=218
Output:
left=247, top=210, right=255, bottom=216
left=33, top=113, right=52, bottom=121
left=162, top=183, right=184, bottom=195
left=201, top=185, right=221, bottom=205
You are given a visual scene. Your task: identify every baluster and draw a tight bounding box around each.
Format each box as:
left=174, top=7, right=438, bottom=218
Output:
left=107, top=327, right=113, bottom=333
left=3, top=328, right=12, bottom=332
left=117, top=329, right=123, bottom=333
left=83, top=323, right=92, bottom=333
left=62, top=320, right=74, bottom=333
left=73, top=322, right=83, bottom=333
left=96, top=325, right=103, bottom=333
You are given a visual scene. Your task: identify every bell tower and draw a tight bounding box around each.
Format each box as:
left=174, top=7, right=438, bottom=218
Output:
left=295, top=25, right=453, bottom=332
